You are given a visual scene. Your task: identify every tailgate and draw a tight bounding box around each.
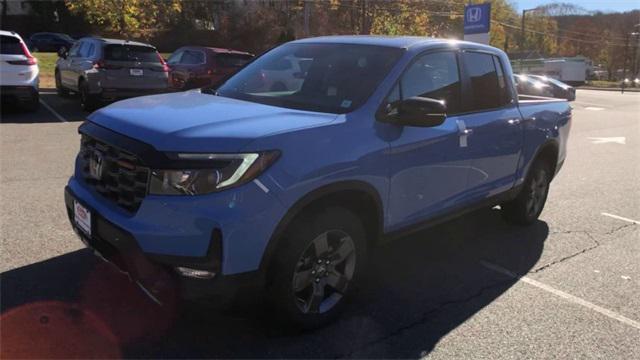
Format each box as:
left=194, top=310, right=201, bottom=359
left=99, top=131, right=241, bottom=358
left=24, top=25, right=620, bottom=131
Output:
left=100, top=60, right=167, bottom=89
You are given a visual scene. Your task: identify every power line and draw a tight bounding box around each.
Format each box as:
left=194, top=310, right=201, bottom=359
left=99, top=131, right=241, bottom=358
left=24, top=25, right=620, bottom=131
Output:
left=494, top=20, right=629, bottom=47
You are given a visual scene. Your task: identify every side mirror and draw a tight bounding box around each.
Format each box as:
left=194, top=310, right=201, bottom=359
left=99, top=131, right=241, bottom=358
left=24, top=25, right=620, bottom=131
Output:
left=57, top=48, right=68, bottom=59
left=395, top=97, right=447, bottom=127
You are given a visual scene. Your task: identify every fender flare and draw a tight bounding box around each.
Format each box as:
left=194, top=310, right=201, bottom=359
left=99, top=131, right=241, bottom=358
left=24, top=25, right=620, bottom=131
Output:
left=258, top=180, right=384, bottom=273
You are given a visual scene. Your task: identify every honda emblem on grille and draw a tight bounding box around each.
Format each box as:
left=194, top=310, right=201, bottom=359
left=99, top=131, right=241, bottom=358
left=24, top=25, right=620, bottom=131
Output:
left=89, top=151, right=104, bottom=180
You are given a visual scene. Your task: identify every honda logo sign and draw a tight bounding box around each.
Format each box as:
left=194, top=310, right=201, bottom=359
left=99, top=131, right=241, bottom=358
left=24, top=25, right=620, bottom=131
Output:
left=463, top=3, right=491, bottom=35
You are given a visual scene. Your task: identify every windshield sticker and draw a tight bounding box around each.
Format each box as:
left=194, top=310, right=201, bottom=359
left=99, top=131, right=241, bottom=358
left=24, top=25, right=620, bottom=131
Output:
left=340, top=100, right=352, bottom=108
left=327, top=87, right=337, bottom=96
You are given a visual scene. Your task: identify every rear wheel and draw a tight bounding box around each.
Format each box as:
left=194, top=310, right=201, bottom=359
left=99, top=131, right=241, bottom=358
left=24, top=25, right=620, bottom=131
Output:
left=79, top=80, right=98, bottom=112
left=268, top=206, right=367, bottom=329
left=501, top=160, right=551, bottom=225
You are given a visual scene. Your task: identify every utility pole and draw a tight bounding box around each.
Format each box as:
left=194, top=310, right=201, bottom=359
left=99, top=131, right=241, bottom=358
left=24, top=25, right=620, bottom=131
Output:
left=622, top=33, right=629, bottom=94
left=521, top=8, right=541, bottom=51
left=303, top=0, right=310, bottom=38
left=360, top=0, right=368, bottom=35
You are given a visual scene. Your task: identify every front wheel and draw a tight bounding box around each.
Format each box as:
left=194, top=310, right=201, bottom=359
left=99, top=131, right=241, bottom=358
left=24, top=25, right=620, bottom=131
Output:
left=268, top=206, right=367, bottom=329
left=501, top=160, right=551, bottom=225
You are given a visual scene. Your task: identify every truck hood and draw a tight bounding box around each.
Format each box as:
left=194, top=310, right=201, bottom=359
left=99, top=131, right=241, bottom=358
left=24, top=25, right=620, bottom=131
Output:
left=88, top=91, right=339, bottom=152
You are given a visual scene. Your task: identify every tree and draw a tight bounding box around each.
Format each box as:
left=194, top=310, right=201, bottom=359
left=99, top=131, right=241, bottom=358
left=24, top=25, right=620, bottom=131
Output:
left=65, top=0, right=182, bottom=39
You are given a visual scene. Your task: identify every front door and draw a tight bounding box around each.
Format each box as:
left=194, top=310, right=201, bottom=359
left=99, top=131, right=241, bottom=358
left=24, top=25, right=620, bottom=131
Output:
left=385, top=51, right=472, bottom=230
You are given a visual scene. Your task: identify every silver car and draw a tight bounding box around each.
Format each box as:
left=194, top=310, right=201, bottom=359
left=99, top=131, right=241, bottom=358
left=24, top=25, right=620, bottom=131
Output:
left=55, top=37, right=169, bottom=111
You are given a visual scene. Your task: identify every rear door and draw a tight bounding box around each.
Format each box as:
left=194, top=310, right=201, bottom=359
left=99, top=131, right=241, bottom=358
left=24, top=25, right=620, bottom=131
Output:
left=71, top=41, right=96, bottom=86
left=100, top=44, right=167, bottom=90
left=60, top=41, right=82, bottom=88
left=459, top=51, right=523, bottom=198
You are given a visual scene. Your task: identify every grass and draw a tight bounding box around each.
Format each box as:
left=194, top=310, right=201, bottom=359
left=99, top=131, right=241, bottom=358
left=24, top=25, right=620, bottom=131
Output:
left=32, top=52, right=57, bottom=88
left=32, top=52, right=173, bottom=89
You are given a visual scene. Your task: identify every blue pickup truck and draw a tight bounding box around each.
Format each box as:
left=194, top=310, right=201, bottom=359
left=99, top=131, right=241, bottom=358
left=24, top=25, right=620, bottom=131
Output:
left=64, top=36, right=571, bottom=328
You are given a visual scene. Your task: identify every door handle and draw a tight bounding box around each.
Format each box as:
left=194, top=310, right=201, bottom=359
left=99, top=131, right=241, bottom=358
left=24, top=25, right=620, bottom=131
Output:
left=463, top=128, right=473, bottom=135
left=507, top=119, right=521, bottom=125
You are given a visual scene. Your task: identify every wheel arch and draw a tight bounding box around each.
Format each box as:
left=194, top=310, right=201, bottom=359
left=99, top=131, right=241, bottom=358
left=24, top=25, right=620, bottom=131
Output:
left=527, top=139, right=560, bottom=181
left=259, top=180, right=384, bottom=278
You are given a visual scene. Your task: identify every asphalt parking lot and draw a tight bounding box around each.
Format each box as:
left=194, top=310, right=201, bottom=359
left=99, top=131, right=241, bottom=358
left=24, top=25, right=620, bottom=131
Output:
left=1, top=89, right=639, bottom=358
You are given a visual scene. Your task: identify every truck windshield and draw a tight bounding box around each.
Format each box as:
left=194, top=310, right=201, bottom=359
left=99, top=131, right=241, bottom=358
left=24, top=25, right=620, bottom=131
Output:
left=215, top=43, right=403, bottom=114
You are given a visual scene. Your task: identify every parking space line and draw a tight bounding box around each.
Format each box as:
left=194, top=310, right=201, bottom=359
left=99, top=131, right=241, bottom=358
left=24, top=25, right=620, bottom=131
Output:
left=601, top=212, right=640, bottom=225
left=480, top=261, right=640, bottom=330
left=38, top=98, right=67, bottom=122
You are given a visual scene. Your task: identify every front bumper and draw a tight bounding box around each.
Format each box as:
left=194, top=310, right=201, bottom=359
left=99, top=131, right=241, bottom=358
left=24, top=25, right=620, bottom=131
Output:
left=64, top=185, right=268, bottom=303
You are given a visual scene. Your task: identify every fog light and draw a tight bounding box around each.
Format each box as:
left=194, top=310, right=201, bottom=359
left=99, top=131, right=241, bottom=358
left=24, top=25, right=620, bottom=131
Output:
left=175, top=266, right=216, bottom=279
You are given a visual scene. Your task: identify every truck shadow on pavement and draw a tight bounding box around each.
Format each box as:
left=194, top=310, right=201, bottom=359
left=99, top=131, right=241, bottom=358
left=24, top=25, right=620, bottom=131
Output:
left=1, top=208, right=547, bottom=358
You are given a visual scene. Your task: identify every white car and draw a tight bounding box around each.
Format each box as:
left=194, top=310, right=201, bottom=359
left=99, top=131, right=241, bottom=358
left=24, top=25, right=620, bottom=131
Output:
left=1, top=30, right=39, bottom=111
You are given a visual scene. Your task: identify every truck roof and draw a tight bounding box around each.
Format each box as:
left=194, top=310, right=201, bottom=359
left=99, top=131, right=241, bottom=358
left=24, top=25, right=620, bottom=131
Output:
left=292, top=35, right=499, bottom=52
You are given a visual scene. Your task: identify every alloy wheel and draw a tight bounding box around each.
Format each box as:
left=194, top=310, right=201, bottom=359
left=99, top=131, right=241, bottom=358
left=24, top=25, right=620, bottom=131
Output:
left=292, top=229, right=356, bottom=314
left=526, top=168, right=548, bottom=217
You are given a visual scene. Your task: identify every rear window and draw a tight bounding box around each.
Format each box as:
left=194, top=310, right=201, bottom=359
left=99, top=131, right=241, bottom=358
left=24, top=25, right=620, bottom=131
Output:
left=462, top=52, right=508, bottom=111
left=0, top=35, right=23, bottom=55
left=217, top=53, right=253, bottom=67
left=104, top=44, right=159, bottom=62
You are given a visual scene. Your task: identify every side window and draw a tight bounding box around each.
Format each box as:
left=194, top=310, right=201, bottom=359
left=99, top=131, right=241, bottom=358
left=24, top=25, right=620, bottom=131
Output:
left=399, top=51, right=461, bottom=114
left=79, top=42, right=91, bottom=58
left=87, top=43, right=96, bottom=58
left=181, top=50, right=205, bottom=65
left=167, top=50, right=183, bottom=65
left=462, top=52, right=506, bottom=111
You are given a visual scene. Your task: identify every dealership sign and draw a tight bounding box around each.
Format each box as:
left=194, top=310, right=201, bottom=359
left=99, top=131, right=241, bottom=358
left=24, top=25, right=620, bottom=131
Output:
left=463, top=3, right=491, bottom=44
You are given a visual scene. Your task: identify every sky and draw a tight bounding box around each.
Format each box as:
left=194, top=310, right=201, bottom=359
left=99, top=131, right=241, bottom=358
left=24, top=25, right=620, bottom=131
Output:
left=514, top=0, right=640, bottom=13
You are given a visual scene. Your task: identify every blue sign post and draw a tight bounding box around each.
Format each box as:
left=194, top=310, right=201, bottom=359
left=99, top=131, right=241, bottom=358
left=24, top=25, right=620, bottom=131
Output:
left=463, top=3, right=491, bottom=44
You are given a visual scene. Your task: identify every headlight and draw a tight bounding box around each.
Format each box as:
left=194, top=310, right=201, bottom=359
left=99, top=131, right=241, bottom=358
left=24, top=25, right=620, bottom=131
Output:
left=149, top=151, right=279, bottom=195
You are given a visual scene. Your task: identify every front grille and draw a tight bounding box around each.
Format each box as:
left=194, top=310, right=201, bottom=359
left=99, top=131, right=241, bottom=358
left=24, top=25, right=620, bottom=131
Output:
left=80, top=135, right=149, bottom=212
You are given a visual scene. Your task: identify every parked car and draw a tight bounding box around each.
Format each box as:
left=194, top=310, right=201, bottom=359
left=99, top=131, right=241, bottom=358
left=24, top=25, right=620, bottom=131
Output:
left=0, top=30, right=39, bottom=111
left=257, top=55, right=313, bottom=92
left=514, top=74, right=554, bottom=98
left=28, top=32, right=75, bottom=53
left=64, top=36, right=571, bottom=328
left=167, top=46, right=254, bottom=90
left=528, top=74, right=576, bottom=101
left=55, top=37, right=169, bottom=111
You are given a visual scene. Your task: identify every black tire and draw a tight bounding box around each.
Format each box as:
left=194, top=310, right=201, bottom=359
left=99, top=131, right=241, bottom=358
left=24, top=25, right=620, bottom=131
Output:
left=501, top=160, right=552, bottom=225
left=268, top=206, right=367, bottom=329
left=79, top=80, right=98, bottom=112
left=55, top=70, right=70, bottom=97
